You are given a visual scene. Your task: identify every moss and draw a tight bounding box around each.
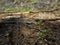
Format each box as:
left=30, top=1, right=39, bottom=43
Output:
left=45, top=26, right=51, bottom=33
left=40, top=32, right=46, bottom=39
left=35, top=19, right=45, bottom=23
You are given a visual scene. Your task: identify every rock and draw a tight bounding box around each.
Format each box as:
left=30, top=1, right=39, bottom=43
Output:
left=0, top=17, right=60, bottom=45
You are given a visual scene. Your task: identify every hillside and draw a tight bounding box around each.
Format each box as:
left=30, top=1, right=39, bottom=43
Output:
left=0, top=0, right=60, bottom=45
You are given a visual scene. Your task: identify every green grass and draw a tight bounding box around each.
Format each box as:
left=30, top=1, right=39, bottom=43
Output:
left=0, top=6, right=32, bottom=12
left=0, top=0, right=38, bottom=12
left=31, top=0, right=38, bottom=3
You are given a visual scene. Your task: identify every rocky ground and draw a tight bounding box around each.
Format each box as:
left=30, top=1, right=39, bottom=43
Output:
left=0, top=0, right=60, bottom=45
left=0, top=13, right=60, bottom=45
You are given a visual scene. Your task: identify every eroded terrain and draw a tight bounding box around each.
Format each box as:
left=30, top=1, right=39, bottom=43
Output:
left=0, top=14, right=60, bottom=45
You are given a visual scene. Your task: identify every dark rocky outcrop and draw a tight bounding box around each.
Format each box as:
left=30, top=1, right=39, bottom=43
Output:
left=0, top=17, right=60, bottom=45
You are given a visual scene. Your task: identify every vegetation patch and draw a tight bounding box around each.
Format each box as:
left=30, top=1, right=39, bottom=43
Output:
left=0, top=6, right=32, bottom=12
